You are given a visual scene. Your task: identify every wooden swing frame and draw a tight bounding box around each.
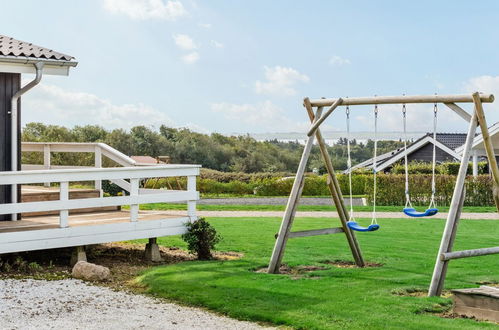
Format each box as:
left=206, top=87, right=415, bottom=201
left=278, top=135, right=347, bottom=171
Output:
left=267, top=92, right=498, bottom=298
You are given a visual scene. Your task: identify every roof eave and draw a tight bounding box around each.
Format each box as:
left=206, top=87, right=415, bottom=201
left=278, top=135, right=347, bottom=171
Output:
left=0, top=55, right=78, bottom=76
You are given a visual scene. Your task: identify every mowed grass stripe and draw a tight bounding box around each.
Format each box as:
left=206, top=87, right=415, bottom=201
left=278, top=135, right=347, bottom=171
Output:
left=137, top=217, right=499, bottom=329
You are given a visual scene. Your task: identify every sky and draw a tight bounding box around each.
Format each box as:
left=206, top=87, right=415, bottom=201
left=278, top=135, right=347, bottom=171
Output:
left=3, top=0, right=499, bottom=135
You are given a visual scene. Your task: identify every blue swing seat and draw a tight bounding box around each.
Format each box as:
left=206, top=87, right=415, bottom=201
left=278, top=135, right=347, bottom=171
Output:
left=347, top=221, right=380, bottom=232
left=403, top=207, right=438, bottom=217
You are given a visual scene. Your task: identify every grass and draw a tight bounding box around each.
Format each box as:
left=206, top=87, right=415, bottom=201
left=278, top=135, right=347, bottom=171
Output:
left=137, top=217, right=499, bottom=329
left=201, top=193, right=367, bottom=199
left=138, top=203, right=497, bottom=213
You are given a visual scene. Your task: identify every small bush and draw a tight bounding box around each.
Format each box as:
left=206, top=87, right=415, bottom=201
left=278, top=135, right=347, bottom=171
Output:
left=182, top=218, right=221, bottom=260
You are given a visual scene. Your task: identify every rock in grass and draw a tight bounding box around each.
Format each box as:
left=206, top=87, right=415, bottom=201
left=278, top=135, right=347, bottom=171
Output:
left=72, top=261, right=110, bottom=281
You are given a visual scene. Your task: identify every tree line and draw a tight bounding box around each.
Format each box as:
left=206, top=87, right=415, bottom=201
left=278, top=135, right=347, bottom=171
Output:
left=22, top=123, right=404, bottom=173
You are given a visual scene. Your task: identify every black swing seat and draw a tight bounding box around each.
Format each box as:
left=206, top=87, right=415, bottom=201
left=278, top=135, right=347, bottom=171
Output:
left=347, top=221, right=380, bottom=232
left=403, top=207, right=438, bottom=217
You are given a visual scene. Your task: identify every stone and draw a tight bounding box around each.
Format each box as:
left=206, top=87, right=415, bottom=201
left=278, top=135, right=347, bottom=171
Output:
left=72, top=261, right=110, bottom=281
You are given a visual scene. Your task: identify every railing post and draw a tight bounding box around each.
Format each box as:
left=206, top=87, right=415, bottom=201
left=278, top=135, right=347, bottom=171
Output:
left=130, top=178, right=139, bottom=222
left=59, top=181, right=69, bottom=228
left=187, top=175, right=197, bottom=221
left=43, top=144, right=51, bottom=187
left=94, top=146, right=102, bottom=196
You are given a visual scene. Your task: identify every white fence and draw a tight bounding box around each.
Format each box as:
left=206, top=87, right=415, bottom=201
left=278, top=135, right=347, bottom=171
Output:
left=21, top=142, right=153, bottom=191
left=0, top=165, right=199, bottom=226
left=0, top=165, right=200, bottom=254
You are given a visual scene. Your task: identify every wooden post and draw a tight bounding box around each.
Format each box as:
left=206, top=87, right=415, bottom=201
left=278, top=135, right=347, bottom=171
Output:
left=267, top=107, right=324, bottom=274
left=304, top=98, right=365, bottom=267
left=428, top=110, right=478, bottom=296
left=94, top=146, right=102, bottom=196
left=309, top=93, right=494, bottom=107
left=472, top=151, right=478, bottom=177
left=43, top=144, right=51, bottom=187
left=59, top=181, right=69, bottom=228
left=130, top=178, right=139, bottom=222
left=187, top=175, right=197, bottom=221
left=472, top=92, right=499, bottom=211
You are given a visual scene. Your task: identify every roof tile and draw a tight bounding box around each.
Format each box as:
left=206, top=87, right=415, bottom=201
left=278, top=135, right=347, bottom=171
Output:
left=0, top=35, right=74, bottom=61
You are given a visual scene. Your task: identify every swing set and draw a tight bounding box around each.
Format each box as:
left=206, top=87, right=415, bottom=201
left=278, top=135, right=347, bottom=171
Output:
left=267, top=92, right=499, bottom=297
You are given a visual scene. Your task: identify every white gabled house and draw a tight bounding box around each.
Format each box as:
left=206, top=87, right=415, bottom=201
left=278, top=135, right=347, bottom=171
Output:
left=0, top=35, right=199, bottom=261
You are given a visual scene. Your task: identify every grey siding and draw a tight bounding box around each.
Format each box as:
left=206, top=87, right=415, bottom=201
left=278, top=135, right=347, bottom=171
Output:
left=407, top=142, right=457, bottom=163
left=0, top=73, right=20, bottom=220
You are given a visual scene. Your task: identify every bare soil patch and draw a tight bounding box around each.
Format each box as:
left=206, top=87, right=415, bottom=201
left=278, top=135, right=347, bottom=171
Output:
left=255, top=264, right=327, bottom=279
left=323, top=259, right=383, bottom=268
left=0, top=243, right=242, bottom=292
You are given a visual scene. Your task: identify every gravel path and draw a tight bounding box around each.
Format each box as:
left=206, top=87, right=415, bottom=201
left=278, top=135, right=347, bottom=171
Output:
left=161, top=210, right=499, bottom=220
left=199, top=197, right=365, bottom=206
left=0, top=279, right=271, bottom=330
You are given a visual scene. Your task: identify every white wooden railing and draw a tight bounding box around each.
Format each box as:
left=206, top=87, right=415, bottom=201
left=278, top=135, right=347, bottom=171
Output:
left=0, top=165, right=200, bottom=227
left=21, top=142, right=157, bottom=192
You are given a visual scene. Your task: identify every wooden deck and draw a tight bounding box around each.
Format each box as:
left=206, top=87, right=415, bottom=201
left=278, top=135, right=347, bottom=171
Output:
left=0, top=210, right=191, bottom=254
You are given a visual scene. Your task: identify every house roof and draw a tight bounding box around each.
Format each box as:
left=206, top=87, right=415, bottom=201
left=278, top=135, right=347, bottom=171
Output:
left=455, top=121, right=499, bottom=155
left=131, top=156, right=160, bottom=165
left=434, top=133, right=467, bottom=149
left=0, top=34, right=74, bottom=61
left=345, top=133, right=463, bottom=173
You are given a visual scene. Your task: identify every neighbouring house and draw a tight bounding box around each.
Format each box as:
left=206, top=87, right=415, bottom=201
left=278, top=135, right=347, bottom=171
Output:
left=455, top=121, right=499, bottom=176
left=346, top=133, right=466, bottom=173
left=0, top=35, right=199, bottom=262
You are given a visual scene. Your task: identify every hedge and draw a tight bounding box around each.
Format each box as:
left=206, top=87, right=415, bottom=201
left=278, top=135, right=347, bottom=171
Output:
left=365, top=174, right=494, bottom=207
left=200, top=168, right=294, bottom=183
left=391, top=161, right=488, bottom=175
left=141, top=173, right=495, bottom=206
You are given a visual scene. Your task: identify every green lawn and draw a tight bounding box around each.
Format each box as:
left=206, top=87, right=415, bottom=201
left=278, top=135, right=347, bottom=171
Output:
left=137, top=217, right=499, bottom=329
left=139, top=203, right=497, bottom=213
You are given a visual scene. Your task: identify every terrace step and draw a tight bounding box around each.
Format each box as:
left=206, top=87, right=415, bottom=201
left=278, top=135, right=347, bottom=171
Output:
left=21, top=186, right=119, bottom=217
left=452, top=286, right=499, bottom=322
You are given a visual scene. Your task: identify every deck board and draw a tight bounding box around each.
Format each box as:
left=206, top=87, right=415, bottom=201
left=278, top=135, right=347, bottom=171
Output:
left=0, top=210, right=186, bottom=233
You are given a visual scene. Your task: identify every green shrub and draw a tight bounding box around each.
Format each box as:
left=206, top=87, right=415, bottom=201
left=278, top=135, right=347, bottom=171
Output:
left=365, top=174, right=494, bottom=207
left=391, top=161, right=489, bottom=176
left=254, top=174, right=368, bottom=196
left=200, top=168, right=293, bottom=183
left=182, top=218, right=221, bottom=260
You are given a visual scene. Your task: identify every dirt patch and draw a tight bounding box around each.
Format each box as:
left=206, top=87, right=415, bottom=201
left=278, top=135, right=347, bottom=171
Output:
left=255, top=264, right=327, bottom=279
left=391, top=288, right=453, bottom=298
left=392, top=288, right=428, bottom=297
left=476, top=280, right=499, bottom=287
left=0, top=243, right=242, bottom=292
left=323, top=259, right=383, bottom=268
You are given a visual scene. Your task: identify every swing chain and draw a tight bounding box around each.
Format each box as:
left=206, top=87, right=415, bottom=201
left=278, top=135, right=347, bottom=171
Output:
left=345, top=105, right=355, bottom=221
left=371, top=104, right=378, bottom=224
left=402, top=103, right=412, bottom=208
left=429, top=102, right=438, bottom=209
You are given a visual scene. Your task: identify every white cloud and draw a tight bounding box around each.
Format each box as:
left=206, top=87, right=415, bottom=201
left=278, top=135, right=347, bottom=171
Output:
left=210, top=40, right=224, bottom=48
left=181, top=51, right=200, bottom=64
left=255, top=66, right=309, bottom=96
left=465, top=75, right=499, bottom=96
left=464, top=75, right=499, bottom=125
left=211, top=100, right=320, bottom=132
left=172, top=33, right=197, bottom=50
left=22, top=83, right=175, bottom=130
left=198, top=23, right=212, bottom=29
left=103, top=0, right=187, bottom=21
left=329, top=55, right=351, bottom=66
